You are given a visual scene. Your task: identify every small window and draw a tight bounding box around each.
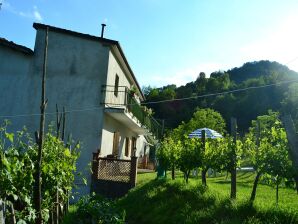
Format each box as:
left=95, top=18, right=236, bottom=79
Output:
left=114, top=74, right=119, bottom=97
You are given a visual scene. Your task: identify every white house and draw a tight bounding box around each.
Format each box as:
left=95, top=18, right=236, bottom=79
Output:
left=0, top=23, right=161, bottom=196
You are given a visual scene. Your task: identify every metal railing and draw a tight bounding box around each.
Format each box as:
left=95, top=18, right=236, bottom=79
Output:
left=101, top=85, right=162, bottom=139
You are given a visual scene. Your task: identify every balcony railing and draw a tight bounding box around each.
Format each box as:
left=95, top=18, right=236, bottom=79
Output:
left=91, top=152, right=138, bottom=198
left=101, top=85, right=162, bottom=139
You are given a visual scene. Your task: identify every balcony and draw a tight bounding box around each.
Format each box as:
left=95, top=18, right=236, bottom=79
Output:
left=101, top=85, right=162, bottom=139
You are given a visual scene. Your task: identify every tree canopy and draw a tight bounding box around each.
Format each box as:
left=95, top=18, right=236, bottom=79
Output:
left=144, top=60, right=298, bottom=133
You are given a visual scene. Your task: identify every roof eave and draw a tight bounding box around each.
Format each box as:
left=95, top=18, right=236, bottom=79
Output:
left=0, top=38, right=33, bottom=55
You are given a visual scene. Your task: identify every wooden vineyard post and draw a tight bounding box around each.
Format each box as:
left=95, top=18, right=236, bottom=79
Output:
left=0, top=199, right=4, bottom=224
left=281, top=115, right=298, bottom=193
left=201, top=130, right=207, bottom=186
left=250, top=120, right=261, bottom=202
left=54, top=106, right=67, bottom=222
left=9, top=204, right=16, bottom=224
left=54, top=189, right=59, bottom=224
left=61, top=107, right=66, bottom=141
left=130, top=156, right=138, bottom=188
left=34, top=27, right=49, bottom=224
left=230, top=117, right=237, bottom=199
left=56, top=104, right=62, bottom=139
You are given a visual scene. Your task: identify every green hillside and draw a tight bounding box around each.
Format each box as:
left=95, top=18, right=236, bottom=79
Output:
left=144, top=60, right=298, bottom=133
left=227, top=61, right=298, bottom=84
left=116, top=172, right=298, bottom=224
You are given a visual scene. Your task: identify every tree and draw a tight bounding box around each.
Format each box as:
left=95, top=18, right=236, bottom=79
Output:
left=198, top=72, right=206, bottom=79
left=178, top=137, right=202, bottom=183
left=156, top=137, right=181, bottom=179
left=244, top=111, right=292, bottom=203
left=264, top=126, right=292, bottom=205
left=200, top=138, right=228, bottom=186
left=186, top=108, right=226, bottom=185
left=220, top=135, right=243, bottom=199
left=187, top=108, right=226, bottom=135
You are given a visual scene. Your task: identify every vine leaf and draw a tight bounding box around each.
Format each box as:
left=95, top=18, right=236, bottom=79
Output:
left=5, top=132, right=14, bottom=143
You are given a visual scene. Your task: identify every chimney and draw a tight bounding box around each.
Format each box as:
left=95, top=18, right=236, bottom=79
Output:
left=101, top=24, right=106, bottom=38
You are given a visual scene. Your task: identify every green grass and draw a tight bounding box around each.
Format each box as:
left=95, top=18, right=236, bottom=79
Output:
left=116, top=171, right=298, bottom=224
left=61, top=205, right=78, bottom=224
left=208, top=172, right=298, bottom=212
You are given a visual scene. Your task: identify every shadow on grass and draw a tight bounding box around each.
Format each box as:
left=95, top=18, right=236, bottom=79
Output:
left=116, top=178, right=298, bottom=224
left=211, top=181, right=253, bottom=189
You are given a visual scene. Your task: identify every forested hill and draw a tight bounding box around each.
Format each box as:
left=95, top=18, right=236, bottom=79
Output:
left=143, top=60, right=298, bottom=133
left=227, top=61, right=298, bottom=83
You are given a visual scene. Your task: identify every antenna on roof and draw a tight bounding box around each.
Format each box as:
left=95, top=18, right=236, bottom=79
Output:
left=101, top=24, right=106, bottom=38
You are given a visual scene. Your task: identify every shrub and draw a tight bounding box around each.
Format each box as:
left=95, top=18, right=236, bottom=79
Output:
left=75, top=194, right=125, bottom=224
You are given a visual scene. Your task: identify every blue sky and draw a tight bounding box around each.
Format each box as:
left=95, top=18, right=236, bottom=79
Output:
left=1, top=0, right=298, bottom=87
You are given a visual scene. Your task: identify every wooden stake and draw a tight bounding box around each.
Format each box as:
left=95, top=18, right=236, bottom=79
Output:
left=0, top=199, right=4, bottom=224
left=61, top=107, right=66, bottom=142
left=230, top=117, right=237, bottom=199
left=281, top=115, right=298, bottom=167
left=34, top=27, right=49, bottom=224
left=56, top=104, right=62, bottom=139
left=281, top=115, right=298, bottom=193
left=201, top=130, right=207, bottom=186
left=250, top=120, right=261, bottom=202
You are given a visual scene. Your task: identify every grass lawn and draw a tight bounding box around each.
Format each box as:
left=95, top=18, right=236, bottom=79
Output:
left=116, top=171, right=298, bottom=224
left=208, top=171, right=298, bottom=212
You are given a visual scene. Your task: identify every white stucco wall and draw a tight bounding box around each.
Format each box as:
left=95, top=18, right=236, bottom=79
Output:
left=32, top=29, right=111, bottom=196
left=0, top=25, right=154, bottom=199
left=101, top=49, right=149, bottom=160
left=101, top=114, right=148, bottom=159
left=0, top=46, right=33, bottom=131
left=136, top=135, right=149, bottom=157
left=0, top=29, right=111, bottom=197
left=106, top=51, right=131, bottom=88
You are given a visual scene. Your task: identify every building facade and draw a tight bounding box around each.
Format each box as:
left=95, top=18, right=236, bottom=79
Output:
left=0, top=23, right=160, bottom=196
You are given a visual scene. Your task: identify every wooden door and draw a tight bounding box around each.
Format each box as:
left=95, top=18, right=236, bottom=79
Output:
left=131, top=137, right=136, bottom=157
left=125, top=137, right=130, bottom=157
left=112, top=132, right=120, bottom=156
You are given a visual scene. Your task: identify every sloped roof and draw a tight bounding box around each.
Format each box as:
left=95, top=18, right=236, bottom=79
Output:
left=33, top=23, right=144, bottom=100
left=0, top=37, right=33, bottom=55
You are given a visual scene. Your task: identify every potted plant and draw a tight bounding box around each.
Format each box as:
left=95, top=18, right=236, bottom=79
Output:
left=143, top=106, right=154, bottom=116
left=129, top=85, right=138, bottom=97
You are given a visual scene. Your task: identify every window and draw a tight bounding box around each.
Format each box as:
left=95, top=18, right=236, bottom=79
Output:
left=114, top=74, right=119, bottom=97
left=125, top=137, right=130, bottom=157
left=112, top=132, right=120, bottom=156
